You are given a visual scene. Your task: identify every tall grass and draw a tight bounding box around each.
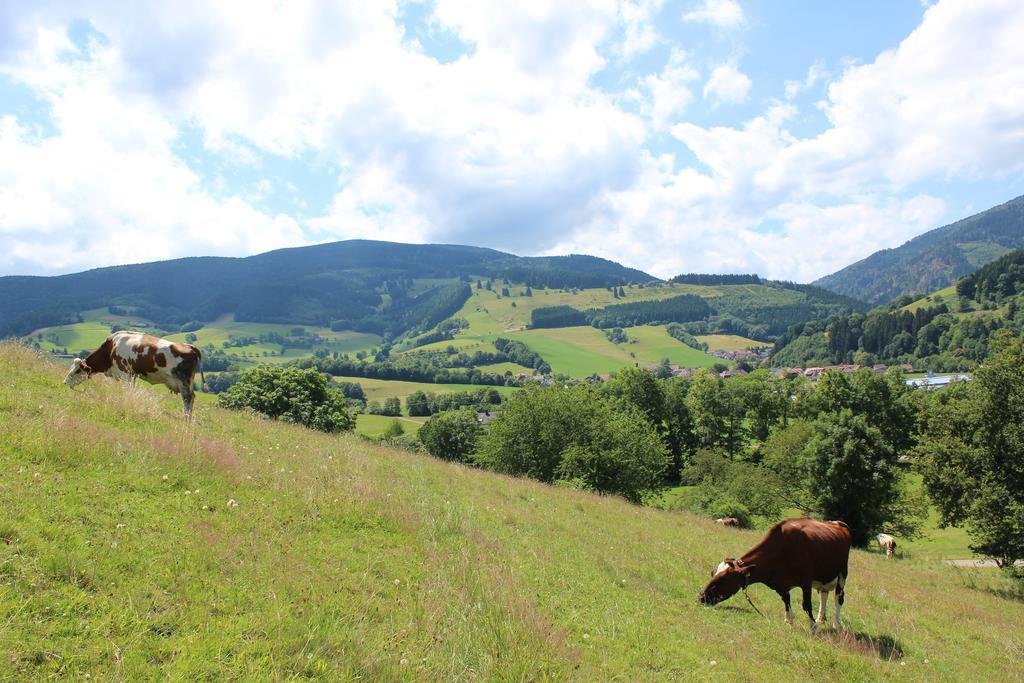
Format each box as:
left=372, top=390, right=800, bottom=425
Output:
left=0, top=343, right=1022, bottom=680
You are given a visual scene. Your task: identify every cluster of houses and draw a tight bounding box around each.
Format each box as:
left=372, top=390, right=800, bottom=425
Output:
left=772, top=363, right=913, bottom=381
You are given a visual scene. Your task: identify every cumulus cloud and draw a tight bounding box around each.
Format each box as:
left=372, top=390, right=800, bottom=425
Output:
left=702, top=63, right=752, bottom=105
left=683, top=0, right=744, bottom=28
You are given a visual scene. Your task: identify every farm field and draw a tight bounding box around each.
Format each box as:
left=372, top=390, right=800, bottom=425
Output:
left=696, top=334, right=770, bottom=352
left=506, top=325, right=718, bottom=376
left=331, top=376, right=520, bottom=405
left=355, top=413, right=428, bottom=438
left=2, top=344, right=1022, bottom=680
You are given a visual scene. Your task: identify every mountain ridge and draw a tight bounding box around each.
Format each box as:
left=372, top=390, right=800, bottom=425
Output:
left=813, top=194, right=1024, bottom=304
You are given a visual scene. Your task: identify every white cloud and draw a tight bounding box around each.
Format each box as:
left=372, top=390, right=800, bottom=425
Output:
left=703, top=63, right=752, bottom=105
left=0, top=27, right=302, bottom=275
left=640, top=48, right=700, bottom=128
left=683, top=0, right=744, bottom=28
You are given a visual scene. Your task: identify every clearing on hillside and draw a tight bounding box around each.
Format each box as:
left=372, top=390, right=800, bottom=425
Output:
left=1, top=344, right=1021, bottom=680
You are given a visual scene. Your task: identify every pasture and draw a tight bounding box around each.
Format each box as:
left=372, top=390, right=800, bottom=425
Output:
left=506, top=325, right=718, bottom=376
left=331, top=376, right=520, bottom=406
left=355, top=413, right=428, bottom=438
left=1, top=343, right=1021, bottom=680
left=696, top=333, right=770, bottom=352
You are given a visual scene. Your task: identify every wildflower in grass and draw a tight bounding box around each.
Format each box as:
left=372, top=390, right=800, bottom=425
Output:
left=116, top=523, right=126, bottom=529
left=33, top=472, right=40, bottom=479
left=227, top=499, right=238, bottom=508
left=162, top=475, right=168, bottom=481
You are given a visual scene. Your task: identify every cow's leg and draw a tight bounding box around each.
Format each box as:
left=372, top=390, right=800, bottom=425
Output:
left=834, top=574, right=846, bottom=629
left=181, top=386, right=195, bottom=421
left=816, top=589, right=828, bottom=624
left=801, top=585, right=815, bottom=632
left=778, top=589, right=793, bottom=624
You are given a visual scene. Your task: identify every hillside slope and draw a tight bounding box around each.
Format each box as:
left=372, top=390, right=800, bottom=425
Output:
left=0, top=240, right=657, bottom=338
left=1, top=344, right=1022, bottom=679
left=814, top=194, right=1024, bottom=305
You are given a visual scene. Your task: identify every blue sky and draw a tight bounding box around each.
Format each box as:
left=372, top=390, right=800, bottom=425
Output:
left=1, top=0, right=1023, bottom=281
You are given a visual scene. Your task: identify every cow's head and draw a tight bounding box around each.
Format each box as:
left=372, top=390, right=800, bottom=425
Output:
left=64, top=358, right=92, bottom=388
left=698, top=558, right=754, bottom=606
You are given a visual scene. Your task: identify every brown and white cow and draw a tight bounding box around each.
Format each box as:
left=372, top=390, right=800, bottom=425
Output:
left=715, top=517, right=740, bottom=527
left=877, top=533, right=897, bottom=558
left=698, top=518, right=851, bottom=631
left=64, top=331, right=204, bottom=418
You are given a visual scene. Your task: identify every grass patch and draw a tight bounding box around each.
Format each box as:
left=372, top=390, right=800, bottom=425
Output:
left=355, top=414, right=428, bottom=438
left=0, top=343, right=1022, bottom=679
left=696, top=334, right=769, bottom=352
left=331, top=376, right=519, bottom=404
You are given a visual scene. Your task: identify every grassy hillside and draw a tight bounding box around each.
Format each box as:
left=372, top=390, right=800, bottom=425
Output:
left=1, top=344, right=1022, bottom=680
left=814, top=194, right=1024, bottom=305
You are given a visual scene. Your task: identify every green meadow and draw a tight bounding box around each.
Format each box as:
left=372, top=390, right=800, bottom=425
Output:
left=696, top=333, right=770, bottom=352
left=355, top=414, right=428, bottom=438
left=506, top=325, right=718, bottom=376
left=1, top=344, right=1021, bottom=680
left=331, top=376, right=520, bottom=405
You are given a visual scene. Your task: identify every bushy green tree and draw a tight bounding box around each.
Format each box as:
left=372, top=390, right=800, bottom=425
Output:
left=603, top=366, right=665, bottom=428
left=218, top=365, right=355, bottom=433
left=917, top=332, right=1024, bottom=566
left=804, top=411, right=922, bottom=546
left=477, top=385, right=669, bottom=502
left=382, top=397, right=402, bottom=417
left=406, top=390, right=431, bottom=416
left=418, top=408, right=482, bottom=462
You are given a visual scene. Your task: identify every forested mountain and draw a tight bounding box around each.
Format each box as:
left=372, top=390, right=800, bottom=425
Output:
left=814, top=194, right=1024, bottom=304
left=0, top=240, right=656, bottom=338
left=774, top=247, right=1024, bottom=370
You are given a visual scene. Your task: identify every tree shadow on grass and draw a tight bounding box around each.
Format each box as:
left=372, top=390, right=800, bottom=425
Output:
left=826, top=629, right=904, bottom=661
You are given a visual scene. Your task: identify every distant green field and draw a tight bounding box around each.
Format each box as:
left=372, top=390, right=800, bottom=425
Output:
left=902, top=285, right=961, bottom=313
left=455, top=282, right=695, bottom=334
left=696, top=334, right=769, bottom=352
left=506, top=325, right=718, bottom=376
left=475, top=362, right=534, bottom=375
left=355, top=414, right=428, bottom=438
left=332, top=376, right=520, bottom=406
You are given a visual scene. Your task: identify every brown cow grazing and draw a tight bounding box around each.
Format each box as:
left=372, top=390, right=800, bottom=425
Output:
left=698, top=518, right=851, bottom=632
left=64, top=331, right=204, bottom=419
left=877, top=533, right=896, bottom=558
left=715, top=517, right=740, bottom=527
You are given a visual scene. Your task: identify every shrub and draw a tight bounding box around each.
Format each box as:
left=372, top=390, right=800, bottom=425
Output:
left=418, top=408, right=482, bottom=462
left=218, top=365, right=355, bottom=433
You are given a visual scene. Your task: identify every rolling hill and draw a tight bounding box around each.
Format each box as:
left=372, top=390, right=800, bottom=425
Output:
left=814, top=194, right=1024, bottom=305
left=0, top=240, right=658, bottom=339
left=1, top=344, right=1021, bottom=679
